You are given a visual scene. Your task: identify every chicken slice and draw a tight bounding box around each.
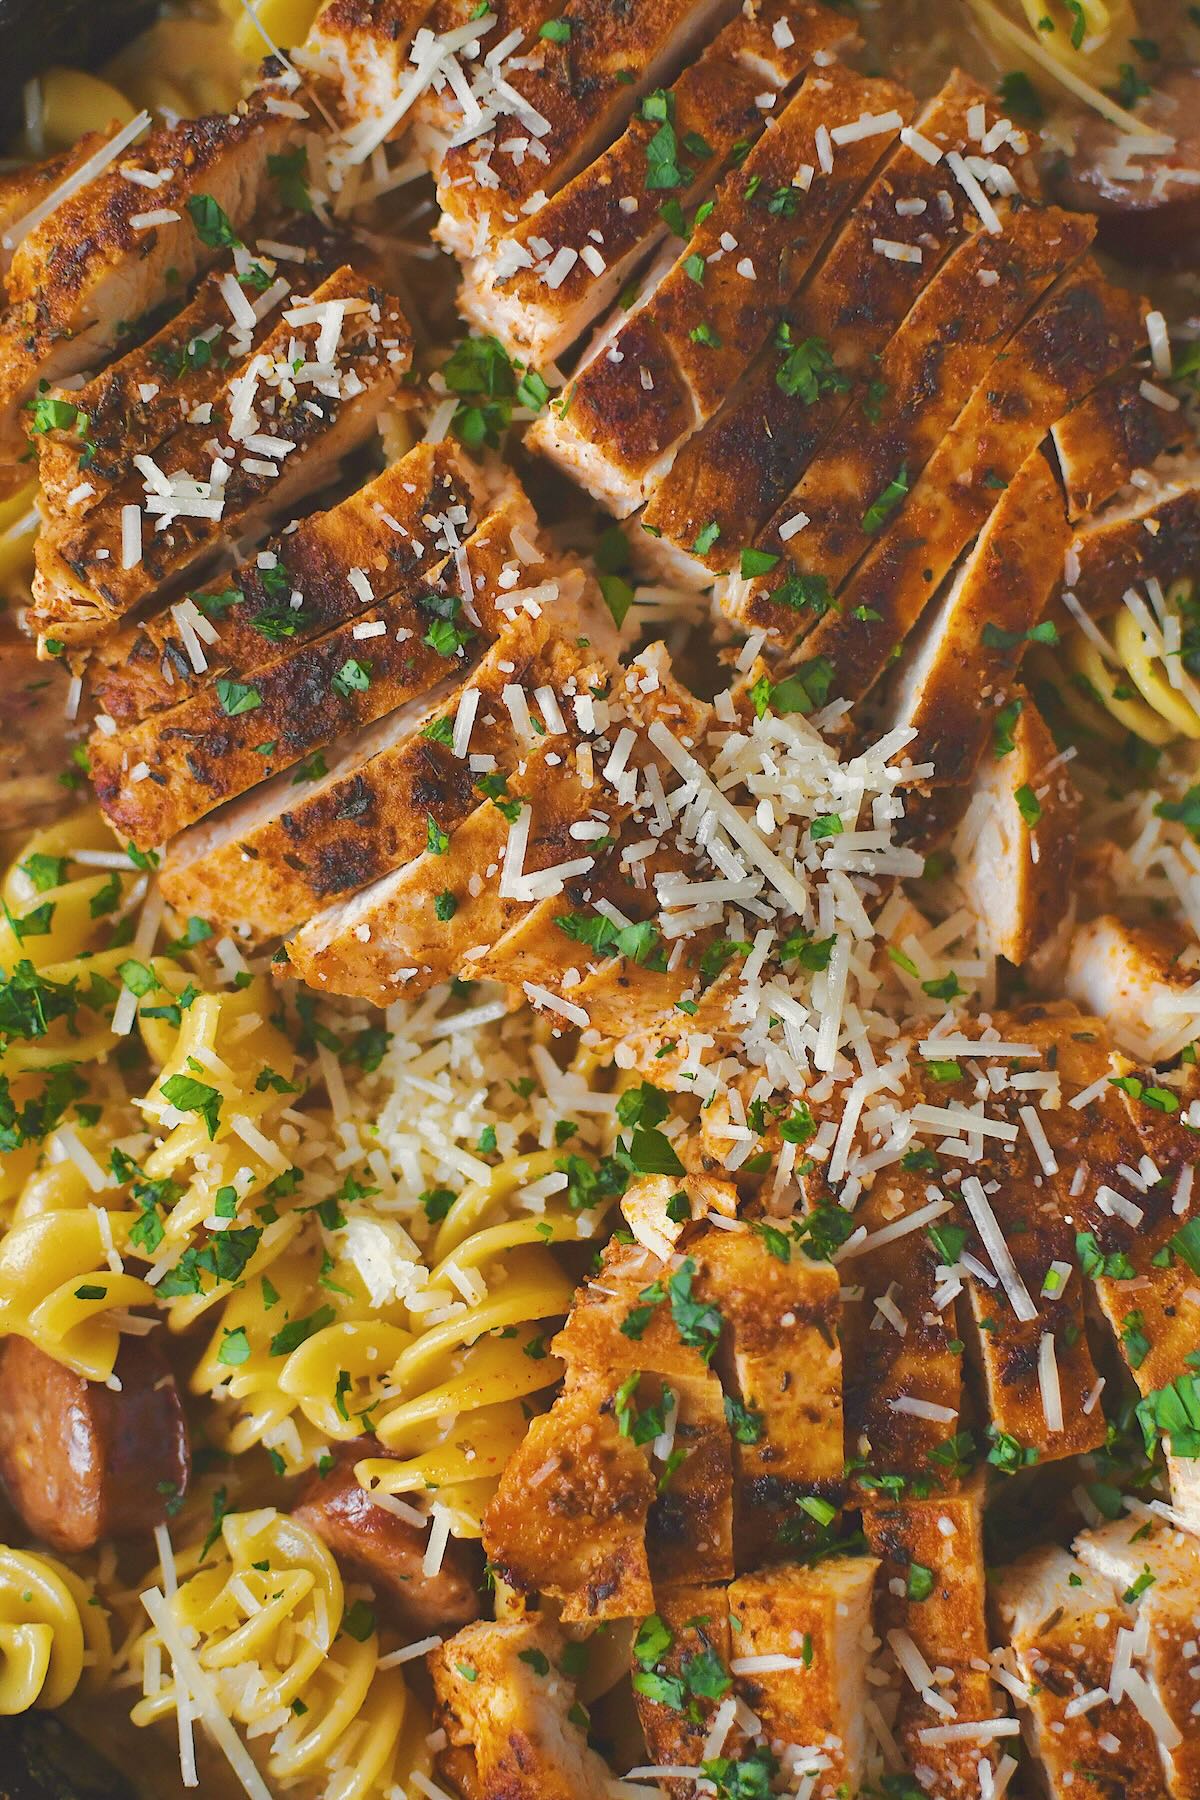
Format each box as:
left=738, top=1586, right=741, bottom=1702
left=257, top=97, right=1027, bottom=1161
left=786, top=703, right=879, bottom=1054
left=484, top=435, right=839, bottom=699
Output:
left=995, top=1544, right=1172, bottom=1800
left=726, top=207, right=1091, bottom=636
left=88, top=483, right=529, bottom=848
left=865, top=1477, right=1007, bottom=1800
left=528, top=61, right=909, bottom=517
left=982, top=1008, right=1200, bottom=1525
left=638, top=70, right=1036, bottom=582
left=482, top=1374, right=656, bottom=1621
left=791, top=260, right=1146, bottom=703
left=553, top=1237, right=735, bottom=1587
left=286, top=639, right=705, bottom=1004
left=1052, top=370, right=1190, bottom=523
left=434, top=0, right=744, bottom=257
left=689, top=1226, right=843, bottom=1564
left=35, top=222, right=375, bottom=521
left=430, top=1614, right=615, bottom=1799
left=955, top=695, right=1081, bottom=967
left=1066, top=914, right=1200, bottom=1065
left=159, top=605, right=589, bottom=939
left=89, top=438, right=477, bottom=726
left=835, top=1157, right=965, bottom=1488
left=305, top=0, right=440, bottom=140
left=916, top=1049, right=1105, bottom=1464
left=1051, top=451, right=1200, bottom=625
left=885, top=447, right=1070, bottom=788
left=457, top=0, right=848, bottom=365
left=0, top=90, right=302, bottom=468
left=631, top=1584, right=744, bottom=1799
left=1075, top=1515, right=1200, bottom=1797
left=31, top=268, right=413, bottom=643
left=727, top=1555, right=878, bottom=1800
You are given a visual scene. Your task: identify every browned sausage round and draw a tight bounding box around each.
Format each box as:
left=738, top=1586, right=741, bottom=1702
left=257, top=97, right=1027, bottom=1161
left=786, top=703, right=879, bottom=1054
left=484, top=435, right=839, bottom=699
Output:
left=1048, top=69, right=1200, bottom=269
left=0, top=1333, right=189, bottom=1552
left=294, top=1455, right=482, bottom=1636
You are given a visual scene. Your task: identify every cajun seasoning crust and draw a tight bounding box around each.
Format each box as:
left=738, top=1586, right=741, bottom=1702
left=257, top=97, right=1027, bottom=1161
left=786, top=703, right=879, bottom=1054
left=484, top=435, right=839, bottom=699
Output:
left=1050, top=456, right=1200, bottom=625
left=838, top=1166, right=965, bottom=1483
left=482, top=1377, right=656, bottom=1621
left=794, top=262, right=1148, bottom=704
left=996, top=1546, right=1173, bottom=1800
left=89, top=440, right=478, bottom=727
left=87, top=486, right=528, bottom=850
left=30, top=270, right=414, bottom=644
left=434, top=0, right=744, bottom=256
left=430, top=1615, right=615, bottom=1799
left=638, top=69, right=1035, bottom=574
left=888, top=449, right=1071, bottom=789
left=1051, top=371, right=1191, bottom=523
left=458, top=0, right=849, bottom=365
left=728, top=207, right=1091, bottom=638
left=158, top=622, right=577, bottom=940
left=530, top=62, right=905, bottom=516
left=631, top=1586, right=744, bottom=1800
left=728, top=1557, right=878, bottom=1799
left=555, top=1239, right=735, bottom=1586
left=1075, top=1516, right=1200, bottom=1794
left=864, top=1479, right=1002, bottom=1800
left=0, top=95, right=302, bottom=466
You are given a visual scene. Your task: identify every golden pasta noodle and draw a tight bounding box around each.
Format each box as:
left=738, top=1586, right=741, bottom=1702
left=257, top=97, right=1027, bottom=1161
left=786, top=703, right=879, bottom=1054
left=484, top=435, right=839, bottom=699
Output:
left=1056, top=580, right=1200, bottom=748
left=0, top=1546, right=111, bottom=1714
left=128, top=1509, right=431, bottom=1799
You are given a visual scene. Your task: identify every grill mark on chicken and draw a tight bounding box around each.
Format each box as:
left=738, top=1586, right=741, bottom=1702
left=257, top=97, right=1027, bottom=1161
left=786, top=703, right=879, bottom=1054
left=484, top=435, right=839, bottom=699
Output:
left=31, top=268, right=414, bottom=644
left=639, top=71, right=1034, bottom=578
left=529, top=62, right=909, bottom=519
left=89, top=439, right=476, bottom=725
left=457, top=1, right=851, bottom=366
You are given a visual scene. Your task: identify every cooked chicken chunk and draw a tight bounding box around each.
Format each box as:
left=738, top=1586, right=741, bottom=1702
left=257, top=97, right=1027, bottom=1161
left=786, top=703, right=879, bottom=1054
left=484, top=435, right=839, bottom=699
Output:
left=1052, top=372, right=1189, bottom=523
left=1075, top=1515, right=1200, bottom=1797
left=482, top=1375, right=656, bottom=1621
left=724, top=209, right=1090, bottom=638
left=996, top=1544, right=1172, bottom=1800
left=788, top=261, right=1145, bottom=703
left=1066, top=914, right=1200, bottom=1065
left=637, top=71, right=1036, bottom=583
left=631, top=1583, right=744, bottom=1798
left=0, top=90, right=303, bottom=469
left=1051, top=452, right=1200, bottom=627
left=885, top=448, right=1070, bottom=788
left=865, top=1478, right=1004, bottom=1800
left=31, top=269, right=413, bottom=644
left=955, top=694, right=1080, bottom=967
left=88, top=439, right=477, bottom=726
left=431, top=1614, right=615, bottom=1800
left=727, top=1556, right=878, bottom=1800
left=457, top=1, right=849, bottom=365
left=433, top=0, right=745, bottom=257
left=89, top=483, right=536, bottom=851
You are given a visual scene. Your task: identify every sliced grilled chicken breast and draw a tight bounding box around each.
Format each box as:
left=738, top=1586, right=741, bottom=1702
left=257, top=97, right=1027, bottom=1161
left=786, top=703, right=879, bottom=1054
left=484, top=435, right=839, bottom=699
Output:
left=0, top=90, right=303, bottom=469
left=1052, top=370, right=1190, bottom=523
left=457, top=0, right=851, bottom=365
left=31, top=268, right=413, bottom=644
left=434, top=0, right=744, bottom=258
left=528, top=61, right=911, bottom=517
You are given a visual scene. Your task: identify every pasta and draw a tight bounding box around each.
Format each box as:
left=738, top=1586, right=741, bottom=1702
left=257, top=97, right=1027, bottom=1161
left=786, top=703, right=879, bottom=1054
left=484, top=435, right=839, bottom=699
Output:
left=128, top=1509, right=432, bottom=1799
left=0, top=1546, right=111, bottom=1714
left=1049, top=579, right=1200, bottom=748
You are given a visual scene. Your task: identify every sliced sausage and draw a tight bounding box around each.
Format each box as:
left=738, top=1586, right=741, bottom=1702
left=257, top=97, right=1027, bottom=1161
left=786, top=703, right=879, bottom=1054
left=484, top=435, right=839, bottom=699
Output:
left=0, top=1333, right=189, bottom=1552
left=1048, top=69, right=1200, bottom=269
left=294, top=1456, right=482, bottom=1636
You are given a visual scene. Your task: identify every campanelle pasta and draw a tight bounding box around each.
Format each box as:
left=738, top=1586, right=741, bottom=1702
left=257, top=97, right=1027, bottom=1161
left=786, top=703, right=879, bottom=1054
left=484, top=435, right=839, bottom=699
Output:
left=0, top=1546, right=111, bottom=1714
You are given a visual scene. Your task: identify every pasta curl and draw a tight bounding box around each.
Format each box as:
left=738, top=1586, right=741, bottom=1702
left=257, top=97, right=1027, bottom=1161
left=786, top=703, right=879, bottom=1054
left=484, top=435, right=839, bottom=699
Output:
left=1051, top=579, right=1200, bottom=749
left=0, top=1546, right=111, bottom=1714
left=129, top=1509, right=431, bottom=1799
